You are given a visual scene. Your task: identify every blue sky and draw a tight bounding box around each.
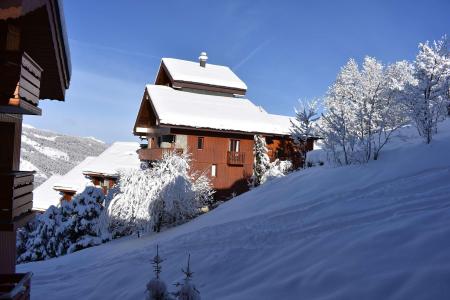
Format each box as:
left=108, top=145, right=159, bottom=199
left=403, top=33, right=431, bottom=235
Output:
left=25, top=0, right=450, bottom=143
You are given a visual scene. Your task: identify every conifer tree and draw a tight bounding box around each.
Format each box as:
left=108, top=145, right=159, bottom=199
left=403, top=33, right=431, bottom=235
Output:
left=174, top=254, right=201, bottom=300
left=145, top=245, right=171, bottom=300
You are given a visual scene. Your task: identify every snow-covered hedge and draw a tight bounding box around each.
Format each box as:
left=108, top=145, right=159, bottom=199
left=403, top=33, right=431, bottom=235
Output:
left=17, top=186, right=110, bottom=263
left=108, top=152, right=214, bottom=236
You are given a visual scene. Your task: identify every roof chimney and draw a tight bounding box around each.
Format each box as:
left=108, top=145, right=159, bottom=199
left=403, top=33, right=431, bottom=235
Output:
left=199, top=51, right=208, bottom=67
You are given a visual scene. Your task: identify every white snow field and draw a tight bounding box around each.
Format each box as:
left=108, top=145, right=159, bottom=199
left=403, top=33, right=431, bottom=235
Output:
left=18, top=121, right=450, bottom=300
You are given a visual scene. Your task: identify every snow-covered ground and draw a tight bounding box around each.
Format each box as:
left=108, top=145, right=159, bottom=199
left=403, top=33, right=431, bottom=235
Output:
left=18, top=120, right=450, bottom=299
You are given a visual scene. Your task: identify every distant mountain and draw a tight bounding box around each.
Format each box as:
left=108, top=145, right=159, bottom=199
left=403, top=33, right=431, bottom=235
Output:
left=20, top=124, right=108, bottom=187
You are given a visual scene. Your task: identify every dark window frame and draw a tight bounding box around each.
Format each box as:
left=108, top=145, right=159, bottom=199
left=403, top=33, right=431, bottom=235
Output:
left=229, top=139, right=240, bottom=152
left=197, top=136, right=204, bottom=150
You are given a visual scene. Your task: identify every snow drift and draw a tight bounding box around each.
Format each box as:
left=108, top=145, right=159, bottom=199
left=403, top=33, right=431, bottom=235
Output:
left=18, top=120, right=450, bottom=299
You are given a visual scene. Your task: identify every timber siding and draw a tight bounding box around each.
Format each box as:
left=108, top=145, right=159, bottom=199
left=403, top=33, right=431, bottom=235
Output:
left=181, top=129, right=254, bottom=198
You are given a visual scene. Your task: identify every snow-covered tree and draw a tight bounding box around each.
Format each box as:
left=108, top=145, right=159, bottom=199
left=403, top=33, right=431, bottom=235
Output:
left=145, top=245, right=172, bottom=300
left=17, top=186, right=109, bottom=263
left=318, top=56, right=414, bottom=164
left=108, top=151, right=214, bottom=235
left=252, top=135, right=270, bottom=186
left=405, top=36, right=450, bottom=143
left=290, top=98, right=320, bottom=166
left=174, top=254, right=201, bottom=300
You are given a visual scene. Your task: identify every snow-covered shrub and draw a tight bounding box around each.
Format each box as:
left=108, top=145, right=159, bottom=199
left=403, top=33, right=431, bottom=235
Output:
left=17, top=186, right=109, bottom=263
left=145, top=245, right=172, bottom=300
left=108, top=152, right=214, bottom=236
left=305, top=148, right=326, bottom=167
left=260, top=159, right=293, bottom=184
left=251, top=135, right=270, bottom=187
left=174, top=255, right=201, bottom=300
left=404, top=36, right=450, bottom=144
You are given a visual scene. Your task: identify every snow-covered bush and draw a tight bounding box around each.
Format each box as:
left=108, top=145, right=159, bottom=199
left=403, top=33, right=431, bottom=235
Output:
left=404, top=36, right=450, bottom=144
left=251, top=135, right=270, bottom=186
left=17, top=186, right=109, bottom=263
left=108, top=152, right=214, bottom=236
left=260, top=159, right=293, bottom=184
left=305, top=148, right=326, bottom=167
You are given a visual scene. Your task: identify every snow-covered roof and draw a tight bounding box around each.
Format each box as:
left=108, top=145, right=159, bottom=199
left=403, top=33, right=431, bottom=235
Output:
left=82, top=142, right=141, bottom=177
left=53, top=156, right=95, bottom=193
left=33, top=174, right=64, bottom=211
left=146, top=85, right=294, bottom=135
left=161, top=58, right=247, bottom=91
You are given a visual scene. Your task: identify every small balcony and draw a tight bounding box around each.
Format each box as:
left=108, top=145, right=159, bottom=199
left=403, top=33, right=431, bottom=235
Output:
left=0, top=171, right=35, bottom=230
left=0, top=273, right=32, bottom=300
left=138, top=148, right=184, bottom=161
left=227, top=151, right=245, bottom=165
left=0, top=52, right=42, bottom=115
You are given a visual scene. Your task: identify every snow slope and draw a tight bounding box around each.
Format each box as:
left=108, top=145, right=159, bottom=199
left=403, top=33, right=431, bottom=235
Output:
left=20, top=125, right=108, bottom=186
left=18, top=121, right=450, bottom=300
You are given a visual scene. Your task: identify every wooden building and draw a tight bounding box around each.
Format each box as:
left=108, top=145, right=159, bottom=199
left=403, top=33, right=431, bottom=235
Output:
left=134, top=53, right=313, bottom=199
left=0, top=0, right=71, bottom=296
left=81, top=142, right=141, bottom=194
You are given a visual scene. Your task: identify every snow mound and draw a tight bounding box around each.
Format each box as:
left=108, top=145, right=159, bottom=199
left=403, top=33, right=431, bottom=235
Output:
left=18, top=120, right=450, bottom=299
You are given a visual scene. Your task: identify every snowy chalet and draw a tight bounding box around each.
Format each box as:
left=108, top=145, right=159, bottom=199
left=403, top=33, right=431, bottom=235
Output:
left=134, top=53, right=313, bottom=199
left=0, top=0, right=71, bottom=297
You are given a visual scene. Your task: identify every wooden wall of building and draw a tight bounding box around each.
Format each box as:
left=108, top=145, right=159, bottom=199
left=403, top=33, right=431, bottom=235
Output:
left=171, top=128, right=254, bottom=199
left=0, top=231, right=16, bottom=274
left=0, top=114, right=22, bottom=172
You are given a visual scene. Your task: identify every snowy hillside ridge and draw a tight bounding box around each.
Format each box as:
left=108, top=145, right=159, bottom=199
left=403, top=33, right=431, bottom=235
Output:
left=20, top=125, right=108, bottom=186
left=18, top=119, right=450, bottom=299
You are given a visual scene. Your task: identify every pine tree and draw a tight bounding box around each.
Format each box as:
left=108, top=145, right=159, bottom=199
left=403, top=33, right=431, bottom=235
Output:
left=174, top=254, right=201, bottom=300
left=252, top=135, right=270, bottom=186
left=16, top=186, right=108, bottom=263
left=145, top=245, right=171, bottom=300
left=291, top=99, right=320, bottom=166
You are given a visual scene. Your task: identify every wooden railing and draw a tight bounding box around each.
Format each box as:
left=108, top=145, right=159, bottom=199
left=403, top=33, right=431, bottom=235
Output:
left=0, top=171, right=34, bottom=226
left=227, top=151, right=245, bottom=165
left=0, top=52, right=42, bottom=115
left=16, top=52, right=42, bottom=106
left=138, top=148, right=184, bottom=161
left=0, top=272, right=32, bottom=300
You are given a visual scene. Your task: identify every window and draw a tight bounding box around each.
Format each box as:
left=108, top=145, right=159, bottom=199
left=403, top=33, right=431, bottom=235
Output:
left=229, top=139, right=240, bottom=152
left=158, top=135, right=175, bottom=147
left=197, top=137, right=204, bottom=149
left=211, top=164, right=217, bottom=177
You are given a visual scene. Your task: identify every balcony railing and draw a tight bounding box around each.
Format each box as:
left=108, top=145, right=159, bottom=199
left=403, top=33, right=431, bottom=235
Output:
left=0, top=272, right=32, bottom=300
left=0, top=171, right=35, bottom=229
left=138, top=148, right=184, bottom=161
left=227, top=151, right=245, bottom=165
left=0, top=52, right=42, bottom=115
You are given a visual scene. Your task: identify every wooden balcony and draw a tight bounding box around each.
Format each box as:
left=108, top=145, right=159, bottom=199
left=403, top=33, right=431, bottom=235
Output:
left=0, top=273, right=32, bottom=300
left=138, top=148, right=184, bottom=161
left=0, top=52, right=42, bottom=115
left=0, top=171, right=35, bottom=231
left=227, top=151, right=245, bottom=165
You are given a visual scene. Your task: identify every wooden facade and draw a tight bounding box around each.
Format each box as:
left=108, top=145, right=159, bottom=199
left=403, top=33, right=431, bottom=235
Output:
left=0, top=1, right=71, bottom=297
